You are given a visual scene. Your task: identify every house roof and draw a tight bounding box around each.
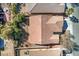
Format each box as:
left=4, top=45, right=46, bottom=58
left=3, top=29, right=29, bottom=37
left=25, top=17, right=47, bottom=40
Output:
left=27, top=45, right=63, bottom=56
left=28, top=15, right=64, bottom=44
left=27, top=3, right=65, bottom=14
left=41, top=15, right=64, bottom=44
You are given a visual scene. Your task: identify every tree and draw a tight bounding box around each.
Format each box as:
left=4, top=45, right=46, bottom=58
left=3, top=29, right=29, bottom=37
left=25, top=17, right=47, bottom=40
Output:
left=66, top=8, right=74, bottom=16
left=11, top=4, right=18, bottom=15
left=0, top=3, right=27, bottom=47
left=0, top=22, right=12, bottom=39
left=10, top=3, right=22, bottom=15
left=13, top=13, right=25, bottom=23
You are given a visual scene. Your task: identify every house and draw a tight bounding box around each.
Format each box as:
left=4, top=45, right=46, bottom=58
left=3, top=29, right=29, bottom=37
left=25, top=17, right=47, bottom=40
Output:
left=14, top=3, right=66, bottom=56
left=27, top=3, right=65, bottom=45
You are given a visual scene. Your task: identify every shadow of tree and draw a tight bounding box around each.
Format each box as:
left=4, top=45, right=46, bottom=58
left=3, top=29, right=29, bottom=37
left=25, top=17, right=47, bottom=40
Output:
left=17, top=16, right=29, bottom=47
left=73, top=42, right=79, bottom=51
left=69, top=33, right=75, bottom=39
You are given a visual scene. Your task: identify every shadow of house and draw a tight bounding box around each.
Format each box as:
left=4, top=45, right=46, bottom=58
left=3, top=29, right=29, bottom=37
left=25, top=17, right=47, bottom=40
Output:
left=73, top=43, right=79, bottom=51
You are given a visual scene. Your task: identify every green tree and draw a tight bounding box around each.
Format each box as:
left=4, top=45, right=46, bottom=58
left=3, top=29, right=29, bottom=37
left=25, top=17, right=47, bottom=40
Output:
left=66, top=8, right=74, bottom=16
left=11, top=4, right=18, bottom=15
left=0, top=22, right=12, bottom=39
left=0, top=3, right=27, bottom=47
left=13, top=13, right=25, bottom=23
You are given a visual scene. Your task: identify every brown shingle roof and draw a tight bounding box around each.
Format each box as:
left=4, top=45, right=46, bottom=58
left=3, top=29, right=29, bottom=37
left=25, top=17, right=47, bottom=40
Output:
left=29, top=3, right=65, bottom=13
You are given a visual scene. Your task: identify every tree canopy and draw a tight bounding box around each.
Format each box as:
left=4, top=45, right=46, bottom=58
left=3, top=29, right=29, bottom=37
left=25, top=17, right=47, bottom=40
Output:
left=66, top=8, right=74, bottom=16
left=0, top=3, right=26, bottom=42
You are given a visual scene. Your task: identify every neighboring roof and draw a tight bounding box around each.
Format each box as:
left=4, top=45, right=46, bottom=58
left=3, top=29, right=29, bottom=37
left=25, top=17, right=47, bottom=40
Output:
left=27, top=3, right=65, bottom=14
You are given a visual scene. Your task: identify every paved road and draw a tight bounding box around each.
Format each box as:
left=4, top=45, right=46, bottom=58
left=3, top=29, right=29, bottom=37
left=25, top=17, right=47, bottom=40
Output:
left=67, top=3, right=79, bottom=56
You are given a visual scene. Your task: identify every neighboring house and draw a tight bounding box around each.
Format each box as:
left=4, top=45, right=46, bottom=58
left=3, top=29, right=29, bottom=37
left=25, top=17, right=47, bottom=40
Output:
left=27, top=3, right=65, bottom=45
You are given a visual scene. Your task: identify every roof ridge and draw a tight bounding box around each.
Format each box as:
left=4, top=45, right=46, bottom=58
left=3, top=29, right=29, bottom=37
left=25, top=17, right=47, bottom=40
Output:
left=30, top=3, right=37, bottom=13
